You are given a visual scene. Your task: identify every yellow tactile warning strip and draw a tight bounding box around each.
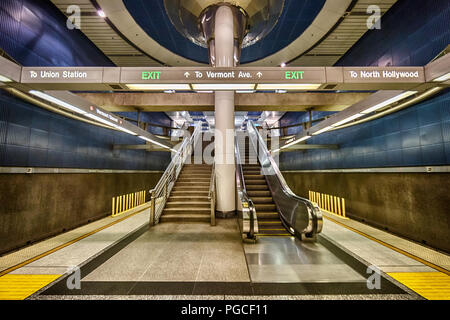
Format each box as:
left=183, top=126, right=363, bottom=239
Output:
left=388, top=272, right=450, bottom=300
left=0, top=205, right=149, bottom=278
left=324, top=215, right=450, bottom=276
left=0, top=274, right=61, bottom=300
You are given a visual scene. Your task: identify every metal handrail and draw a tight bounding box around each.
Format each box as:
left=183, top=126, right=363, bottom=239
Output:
left=208, top=162, right=216, bottom=226
left=247, top=120, right=322, bottom=238
left=149, top=122, right=202, bottom=225
left=235, top=140, right=258, bottom=240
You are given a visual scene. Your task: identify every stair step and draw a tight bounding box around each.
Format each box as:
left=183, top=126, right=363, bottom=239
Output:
left=165, top=201, right=210, bottom=208
left=251, top=197, right=273, bottom=204
left=257, top=211, right=280, bottom=219
left=169, top=196, right=209, bottom=201
left=245, top=179, right=266, bottom=185
left=172, top=187, right=209, bottom=191
left=170, top=188, right=209, bottom=197
left=244, top=174, right=264, bottom=179
left=177, top=179, right=210, bottom=183
left=248, top=190, right=271, bottom=197
left=246, top=185, right=269, bottom=190
left=160, top=213, right=210, bottom=223
left=163, top=207, right=210, bottom=214
left=175, top=182, right=209, bottom=186
left=255, top=203, right=277, bottom=211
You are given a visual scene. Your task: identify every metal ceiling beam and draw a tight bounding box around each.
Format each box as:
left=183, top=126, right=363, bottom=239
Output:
left=76, top=92, right=373, bottom=112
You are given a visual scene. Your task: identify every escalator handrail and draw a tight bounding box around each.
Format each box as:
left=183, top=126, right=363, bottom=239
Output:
left=247, top=121, right=322, bottom=235
left=235, top=140, right=257, bottom=239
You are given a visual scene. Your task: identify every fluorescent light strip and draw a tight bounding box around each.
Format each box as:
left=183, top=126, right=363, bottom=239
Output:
left=433, top=72, right=450, bottom=82
left=126, top=84, right=191, bottom=91
left=361, top=91, right=417, bottom=114
left=114, top=126, right=137, bottom=136
left=138, top=135, right=173, bottom=151
left=0, top=75, right=12, bottom=82
left=84, top=113, right=118, bottom=127
left=236, top=90, right=255, bottom=93
left=312, top=126, right=333, bottom=136
left=29, top=90, right=87, bottom=115
left=331, top=113, right=365, bottom=127
left=257, top=83, right=321, bottom=90
left=192, top=83, right=255, bottom=90
left=281, top=135, right=311, bottom=149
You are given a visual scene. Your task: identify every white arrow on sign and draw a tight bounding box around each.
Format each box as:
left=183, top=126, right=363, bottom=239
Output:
left=184, top=72, right=190, bottom=78
left=256, top=72, right=263, bottom=78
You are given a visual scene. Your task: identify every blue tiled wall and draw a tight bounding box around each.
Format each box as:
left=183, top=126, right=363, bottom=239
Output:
left=280, top=0, right=450, bottom=169
left=336, top=0, right=450, bottom=66
left=280, top=111, right=335, bottom=136
left=280, top=90, right=450, bottom=170
left=0, top=91, right=170, bottom=170
left=0, top=0, right=113, bottom=66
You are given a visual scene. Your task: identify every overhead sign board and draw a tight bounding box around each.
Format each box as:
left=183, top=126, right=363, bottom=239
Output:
left=21, top=67, right=104, bottom=83
left=120, top=67, right=326, bottom=84
left=343, top=67, right=425, bottom=83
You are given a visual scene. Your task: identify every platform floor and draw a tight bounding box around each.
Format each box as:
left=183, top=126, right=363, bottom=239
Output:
left=0, top=206, right=448, bottom=300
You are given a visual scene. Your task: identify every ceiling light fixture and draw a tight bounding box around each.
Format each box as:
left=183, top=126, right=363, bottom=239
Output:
left=126, top=84, right=191, bottom=91
left=361, top=91, right=417, bottom=114
left=281, top=135, right=312, bottom=149
left=0, top=75, right=12, bottom=82
left=433, top=72, right=450, bottom=82
left=138, top=135, right=174, bottom=151
left=97, top=10, right=106, bottom=18
left=29, top=90, right=87, bottom=115
left=331, top=113, right=365, bottom=127
left=257, top=83, right=321, bottom=90
left=192, top=83, right=255, bottom=90
left=312, top=126, right=334, bottom=135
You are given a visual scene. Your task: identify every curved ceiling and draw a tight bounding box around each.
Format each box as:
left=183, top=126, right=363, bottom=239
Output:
left=123, top=0, right=326, bottom=64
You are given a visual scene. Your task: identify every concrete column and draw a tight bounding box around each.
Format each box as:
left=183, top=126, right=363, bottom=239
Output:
left=214, top=5, right=235, bottom=215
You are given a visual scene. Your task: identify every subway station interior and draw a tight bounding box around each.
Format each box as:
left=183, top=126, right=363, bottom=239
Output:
left=0, top=0, right=449, bottom=305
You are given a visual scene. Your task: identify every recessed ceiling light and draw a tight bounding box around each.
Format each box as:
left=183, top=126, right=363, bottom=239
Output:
left=97, top=10, right=106, bottom=18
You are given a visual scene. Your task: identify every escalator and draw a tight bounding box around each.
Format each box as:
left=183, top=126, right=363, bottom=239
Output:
left=242, top=140, right=291, bottom=237
left=236, top=121, right=323, bottom=241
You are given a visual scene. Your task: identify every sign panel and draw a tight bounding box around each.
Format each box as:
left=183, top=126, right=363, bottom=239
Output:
left=120, top=67, right=326, bottom=84
left=22, top=67, right=104, bottom=83
left=343, top=67, right=425, bottom=83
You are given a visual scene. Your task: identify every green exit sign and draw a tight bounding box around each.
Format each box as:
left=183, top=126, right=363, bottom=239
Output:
left=142, top=71, right=161, bottom=80
left=285, top=71, right=304, bottom=80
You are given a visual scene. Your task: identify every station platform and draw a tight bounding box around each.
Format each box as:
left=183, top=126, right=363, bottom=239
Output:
left=0, top=205, right=448, bottom=301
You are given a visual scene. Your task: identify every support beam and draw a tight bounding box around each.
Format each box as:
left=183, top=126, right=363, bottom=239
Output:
left=75, top=92, right=373, bottom=112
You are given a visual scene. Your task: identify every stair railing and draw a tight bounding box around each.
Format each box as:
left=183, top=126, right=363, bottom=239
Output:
left=208, top=162, right=216, bottom=226
left=235, top=140, right=258, bottom=241
left=247, top=121, right=323, bottom=239
left=149, top=122, right=202, bottom=225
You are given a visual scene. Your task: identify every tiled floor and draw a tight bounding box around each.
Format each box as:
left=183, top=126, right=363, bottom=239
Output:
left=244, top=237, right=365, bottom=283
left=83, top=219, right=250, bottom=283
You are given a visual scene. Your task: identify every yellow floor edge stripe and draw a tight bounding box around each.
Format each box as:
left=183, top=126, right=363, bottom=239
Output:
left=0, top=204, right=150, bottom=277
left=324, top=215, right=450, bottom=276
left=0, top=274, right=61, bottom=300
left=387, top=272, right=450, bottom=300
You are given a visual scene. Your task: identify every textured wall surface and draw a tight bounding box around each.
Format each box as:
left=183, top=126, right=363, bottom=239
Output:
left=336, top=0, right=450, bottom=67
left=0, top=0, right=113, bottom=66
left=280, top=91, right=450, bottom=170
left=0, top=90, right=171, bottom=170
left=283, top=171, right=450, bottom=253
left=0, top=172, right=162, bottom=255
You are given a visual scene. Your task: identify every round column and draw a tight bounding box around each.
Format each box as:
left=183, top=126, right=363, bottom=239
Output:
left=214, top=5, right=235, bottom=215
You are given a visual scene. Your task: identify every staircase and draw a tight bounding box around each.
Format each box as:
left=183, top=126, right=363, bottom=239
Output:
left=242, top=139, right=291, bottom=237
left=160, top=164, right=212, bottom=223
